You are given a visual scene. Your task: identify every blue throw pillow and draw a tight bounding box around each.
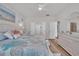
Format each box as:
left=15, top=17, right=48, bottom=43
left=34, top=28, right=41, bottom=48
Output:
left=0, top=34, right=8, bottom=41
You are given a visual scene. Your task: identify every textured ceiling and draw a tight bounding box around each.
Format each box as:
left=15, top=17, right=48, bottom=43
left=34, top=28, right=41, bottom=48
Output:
left=4, top=3, right=79, bottom=20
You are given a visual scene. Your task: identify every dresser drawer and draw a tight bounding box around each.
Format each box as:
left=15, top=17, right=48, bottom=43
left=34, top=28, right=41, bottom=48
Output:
left=58, top=35, right=79, bottom=56
left=49, top=39, right=70, bottom=56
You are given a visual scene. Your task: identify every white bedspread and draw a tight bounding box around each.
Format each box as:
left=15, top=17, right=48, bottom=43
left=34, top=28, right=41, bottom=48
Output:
left=0, top=36, right=49, bottom=56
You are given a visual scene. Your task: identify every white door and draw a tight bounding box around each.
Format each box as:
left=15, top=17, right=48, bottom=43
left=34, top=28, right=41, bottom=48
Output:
left=49, top=22, right=57, bottom=39
left=30, top=22, right=46, bottom=36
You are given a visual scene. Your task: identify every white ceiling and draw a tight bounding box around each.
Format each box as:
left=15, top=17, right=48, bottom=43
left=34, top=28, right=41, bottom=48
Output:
left=4, top=3, right=79, bottom=19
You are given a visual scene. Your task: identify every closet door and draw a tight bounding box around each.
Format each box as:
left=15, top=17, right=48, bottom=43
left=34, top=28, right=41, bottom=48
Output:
left=30, top=22, right=35, bottom=35
left=49, top=22, right=57, bottom=39
left=30, top=22, right=46, bottom=36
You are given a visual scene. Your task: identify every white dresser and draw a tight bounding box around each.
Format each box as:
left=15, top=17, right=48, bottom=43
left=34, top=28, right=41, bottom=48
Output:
left=58, top=34, right=79, bottom=56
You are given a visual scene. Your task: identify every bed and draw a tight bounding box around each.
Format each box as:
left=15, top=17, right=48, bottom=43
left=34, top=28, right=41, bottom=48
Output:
left=0, top=37, right=49, bottom=56
left=0, top=20, right=54, bottom=56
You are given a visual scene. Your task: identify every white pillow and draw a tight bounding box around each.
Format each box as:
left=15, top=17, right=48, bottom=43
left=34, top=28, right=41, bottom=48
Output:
left=13, top=34, right=21, bottom=39
left=4, top=32, right=13, bottom=39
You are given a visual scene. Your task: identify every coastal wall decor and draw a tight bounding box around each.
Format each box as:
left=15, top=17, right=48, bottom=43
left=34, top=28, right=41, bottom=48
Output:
left=0, top=4, right=15, bottom=22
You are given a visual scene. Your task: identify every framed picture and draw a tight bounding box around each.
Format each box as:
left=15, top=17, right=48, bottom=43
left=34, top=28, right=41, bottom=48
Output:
left=0, top=4, right=15, bottom=22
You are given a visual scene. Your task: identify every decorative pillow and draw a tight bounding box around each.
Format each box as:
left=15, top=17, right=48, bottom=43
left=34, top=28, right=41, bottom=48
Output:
left=11, top=30, right=21, bottom=39
left=0, top=34, right=8, bottom=41
left=4, top=30, right=22, bottom=40
left=4, top=32, right=13, bottom=39
left=13, top=34, right=21, bottom=39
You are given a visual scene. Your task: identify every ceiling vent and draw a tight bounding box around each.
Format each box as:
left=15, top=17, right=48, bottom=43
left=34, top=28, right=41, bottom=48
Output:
left=46, top=14, right=50, bottom=16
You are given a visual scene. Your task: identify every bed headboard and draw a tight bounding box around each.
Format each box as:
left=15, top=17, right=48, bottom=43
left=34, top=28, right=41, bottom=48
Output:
left=0, top=20, right=23, bottom=33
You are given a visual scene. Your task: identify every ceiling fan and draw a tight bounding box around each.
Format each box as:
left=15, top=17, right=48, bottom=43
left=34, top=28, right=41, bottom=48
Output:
left=38, top=4, right=47, bottom=11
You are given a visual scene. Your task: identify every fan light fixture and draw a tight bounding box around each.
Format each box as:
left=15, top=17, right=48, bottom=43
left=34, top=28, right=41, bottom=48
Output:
left=38, top=7, right=42, bottom=11
left=19, top=23, right=23, bottom=27
left=38, top=4, right=47, bottom=11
